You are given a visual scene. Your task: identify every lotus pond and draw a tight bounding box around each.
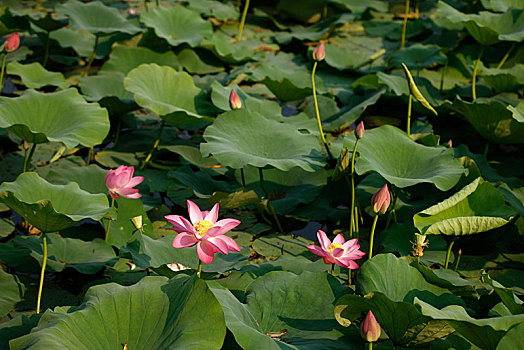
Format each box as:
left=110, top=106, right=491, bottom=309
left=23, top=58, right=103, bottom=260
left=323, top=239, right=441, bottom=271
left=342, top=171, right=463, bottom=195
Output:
left=0, top=0, right=523, bottom=349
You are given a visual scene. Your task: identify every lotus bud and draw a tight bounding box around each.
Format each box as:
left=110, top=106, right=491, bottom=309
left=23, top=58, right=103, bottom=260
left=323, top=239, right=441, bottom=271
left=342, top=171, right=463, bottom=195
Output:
left=360, top=310, right=381, bottom=343
left=229, top=89, right=242, bottom=110
left=312, top=42, right=325, bottom=62
left=371, top=184, right=390, bottom=215
left=4, top=33, right=19, bottom=52
left=355, top=121, right=365, bottom=139
left=23, top=141, right=29, bottom=150
left=131, top=215, right=143, bottom=230
left=128, top=9, right=136, bottom=16
left=446, top=140, right=452, bottom=148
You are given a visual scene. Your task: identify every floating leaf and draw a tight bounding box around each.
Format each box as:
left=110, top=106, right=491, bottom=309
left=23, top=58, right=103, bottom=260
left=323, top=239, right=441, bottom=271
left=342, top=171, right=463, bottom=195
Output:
left=187, top=0, right=239, bottom=21
left=324, top=36, right=386, bottom=70
left=100, top=45, right=179, bottom=75
left=390, top=44, right=447, bottom=71
left=0, top=88, right=110, bottom=149
left=6, top=61, right=69, bottom=90
left=252, top=234, right=314, bottom=258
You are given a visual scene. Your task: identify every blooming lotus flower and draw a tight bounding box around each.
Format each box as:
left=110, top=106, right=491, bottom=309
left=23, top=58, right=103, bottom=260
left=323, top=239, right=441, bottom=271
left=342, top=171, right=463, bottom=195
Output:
left=360, top=310, right=381, bottom=342
left=306, top=230, right=365, bottom=269
left=165, top=200, right=241, bottom=264
left=229, top=89, right=242, bottom=109
left=371, top=184, right=390, bottom=215
left=355, top=121, right=365, bottom=139
left=312, top=42, right=325, bottom=62
left=104, top=165, right=144, bottom=199
left=4, top=33, right=19, bottom=53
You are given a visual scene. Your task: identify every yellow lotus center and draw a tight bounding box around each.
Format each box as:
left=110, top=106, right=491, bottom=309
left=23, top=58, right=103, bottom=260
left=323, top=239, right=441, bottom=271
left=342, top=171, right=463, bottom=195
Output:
left=194, top=220, right=214, bottom=239
left=328, top=243, right=343, bottom=254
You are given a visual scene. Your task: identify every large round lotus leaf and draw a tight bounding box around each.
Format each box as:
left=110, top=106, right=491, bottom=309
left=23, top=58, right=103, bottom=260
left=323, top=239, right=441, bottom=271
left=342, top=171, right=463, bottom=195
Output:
left=201, top=33, right=271, bottom=64
left=0, top=172, right=110, bottom=232
left=10, top=275, right=226, bottom=349
left=343, top=125, right=464, bottom=190
left=388, top=44, right=447, bottom=70
left=6, top=61, right=69, bottom=90
left=9, top=8, right=68, bottom=31
left=56, top=0, right=141, bottom=36
left=140, top=5, right=212, bottom=48
left=251, top=234, right=315, bottom=258
left=415, top=298, right=524, bottom=350
left=201, top=109, right=325, bottom=172
left=481, top=0, right=523, bottom=12
left=0, top=88, right=110, bottom=149
left=324, top=36, right=386, bottom=71
left=0, top=233, right=117, bottom=274
left=100, top=46, right=179, bottom=75
left=453, top=97, right=524, bottom=144
left=0, top=268, right=25, bottom=317
left=209, top=271, right=353, bottom=349
left=176, top=47, right=225, bottom=74
left=124, top=63, right=208, bottom=122
left=478, top=63, right=524, bottom=93
left=414, top=178, right=515, bottom=236
left=187, top=0, right=239, bottom=21
left=496, top=321, right=524, bottom=349
left=329, top=0, right=388, bottom=12
left=377, top=72, right=446, bottom=108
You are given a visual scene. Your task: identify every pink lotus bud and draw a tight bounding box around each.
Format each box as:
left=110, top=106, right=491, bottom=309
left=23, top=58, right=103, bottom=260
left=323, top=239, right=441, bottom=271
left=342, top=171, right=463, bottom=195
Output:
left=371, top=184, right=390, bottom=215
left=355, top=121, right=365, bottom=139
left=104, top=165, right=144, bottom=199
left=229, top=89, right=242, bottom=110
left=446, top=140, right=452, bottom=148
left=128, top=9, right=136, bottom=16
left=312, top=42, right=325, bottom=62
left=4, top=33, right=19, bottom=53
left=23, top=141, right=29, bottom=150
left=360, top=310, right=381, bottom=342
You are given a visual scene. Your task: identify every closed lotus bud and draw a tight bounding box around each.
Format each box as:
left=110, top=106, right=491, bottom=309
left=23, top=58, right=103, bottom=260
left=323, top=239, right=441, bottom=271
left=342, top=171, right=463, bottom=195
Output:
left=312, top=42, right=325, bottom=62
left=446, top=140, right=452, bottom=148
left=360, top=310, right=381, bottom=343
left=355, top=121, right=365, bottom=139
left=229, top=89, right=242, bottom=110
left=23, top=140, right=29, bottom=150
left=371, top=184, right=390, bottom=215
left=4, top=33, right=19, bottom=53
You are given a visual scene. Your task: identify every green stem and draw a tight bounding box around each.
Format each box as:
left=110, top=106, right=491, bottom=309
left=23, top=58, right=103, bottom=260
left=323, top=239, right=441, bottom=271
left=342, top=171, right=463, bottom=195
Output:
left=156, top=0, right=159, bottom=6
left=407, top=93, right=412, bottom=136
left=197, top=259, right=202, bottom=278
left=311, top=61, right=333, bottom=160
left=86, top=146, right=94, bottom=166
left=35, top=0, right=40, bottom=10
left=140, top=120, right=165, bottom=170
left=349, top=139, right=360, bottom=236
left=369, top=215, right=379, bottom=259
left=483, top=143, right=489, bottom=158
left=81, top=35, right=99, bottom=78
left=240, top=168, right=246, bottom=187
left=104, top=197, right=115, bottom=242
left=497, top=43, right=515, bottom=69
left=439, top=60, right=448, bottom=92
left=237, top=0, right=250, bottom=41
left=472, top=47, right=484, bottom=101
left=0, top=54, right=7, bottom=95
left=400, top=0, right=410, bottom=48
left=385, top=188, right=398, bottom=229
left=444, top=238, right=456, bottom=269
left=23, top=143, right=37, bottom=173
left=36, top=234, right=47, bottom=314
left=368, top=341, right=373, bottom=350
left=259, top=168, right=283, bottom=232
left=330, top=264, right=334, bottom=276
left=43, top=31, right=50, bottom=67
left=348, top=269, right=352, bottom=285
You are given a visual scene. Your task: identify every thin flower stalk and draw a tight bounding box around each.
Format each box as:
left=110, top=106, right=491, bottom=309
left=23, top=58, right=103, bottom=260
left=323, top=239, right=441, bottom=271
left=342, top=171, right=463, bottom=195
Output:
left=140, top=120, right=165, bottom=170
left=237, top=0, right=250, bottom=41
left=444, top=237, right=456, bottom=269
left=36, top=234, right=47, bottom=314
left=472, top=47, right=484, bottom=101
left=259, top=168, right=283, bottom=232
left=400, top=0, right=410, bottom=48
left=81, top=35, right=99, bottom=77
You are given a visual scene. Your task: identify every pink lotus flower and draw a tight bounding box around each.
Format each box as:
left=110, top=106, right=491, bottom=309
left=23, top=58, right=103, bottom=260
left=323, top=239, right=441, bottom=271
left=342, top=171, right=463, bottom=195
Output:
left=360, top=310, right=381, bottom=342
left=165, top=200, right=241, bottom=264
left=312, top=42, right=325, bottom=61
left=306, top=230, right=365, bottom=269
left=355, top=121, right=365, bottom=139
left=104, top=165, right=144, bottom=199
left=4, top=33, right=19, bottom=53
left=229, top=89, right=242, bottom=110
left=371, top=184, right=390, bottom=215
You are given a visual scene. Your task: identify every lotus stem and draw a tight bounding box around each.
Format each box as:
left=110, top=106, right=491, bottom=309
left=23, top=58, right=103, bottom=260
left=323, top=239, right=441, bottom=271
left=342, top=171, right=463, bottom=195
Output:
left=349, top=139, right=360, bottom=236
left=368, top=215, right=379, bottom=259
left=368, top=342, right=373, bottom=350
left=237, top=0, right=250, bottom=41
left=43, top=31, right=50, bottom=67
left=141, top=120, right=165, bottom=170
left=497, top=43, right=515, bottom=69
left=82, top=35, right=99, bottom=78
left=472, top=47, right=484, bottom=101
left=104, top=197, right=115, bottom=242
left=86, top=147, right=94, bottom=166
left=156, top=0, right=159, bottom=6
left=311, top=61, right=333, bottom=161
left=23, top=143, right=37, bottom=173
left=454, top=249, right=462, bottom=271
left=385, top=189, right=398, bottom=229
left=143, top=0, right=149, bottom=12
left=35, top=0, right=40, bottom=10
left=114, top=118, right=122, bottom=146
left=484, top=143, right=489, bottom=158
left=406, top=93, right=412, bottom=136
left=197, top=259, right=202, bottom=278
left=439, top=61, right=448, bottom=92
left=0, top=54, right=7, bottom=95
left=444, top=238, right=456, bottom=269
left=400, top=0, right=410, bottom=48
left=348, top=269, right=352, bottom=285
left=330, top=264, right=335, bottom=276
left=259, top=168, right=283, bottom=232
left=36, top=234, right=47, bottom=314
left=240, top=168, right=246, bottom=187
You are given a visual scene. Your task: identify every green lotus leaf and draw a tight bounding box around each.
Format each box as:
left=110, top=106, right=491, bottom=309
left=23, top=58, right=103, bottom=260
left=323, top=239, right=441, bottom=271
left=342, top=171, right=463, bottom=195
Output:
left=210, top=81, right=282, bottom=115
left=201, top=109, right=325, bottom=172
left=56, top=0, right=141, bottom=36
left=323, top=36, right=386, bottom=71
left=10, top=275, right=226, bottom=349
left=479, top=63, right=524, bottom=93
left=140, top=5, right=212, bottom=47
left=6, top=61, right=69, bottom=90
left=210, top=271, right=353, bottom=349
left=0, top=88, right=110, bottom=149
left=100, top=45, right=179, bottom=75
left=496, top=321, right=524, bottom=349
left=453, top=97, right=524, bottom=144
left=0, top=268, right=25, bottom=318
left=481, top=272, right=524, bottom=315
left=251, top=234, right=314, bottom=258
left=414, top=178, right=515, bottom=236
left=0, top=314, right=41, bottom=350
left=9, top=8, right=67, bottom=32
left=481, top=0, right=523, bottom=12
left=415, top=298, right=524, bottom=350
left=0, top=172, right=110, bottom=232
left=79, top=73, right=136, bottom=113
left=343, top=125, right=464, bottom=190
left=124, top=63, right=209, bottom=123
left=202, top=32, right=271, bottom=64
left=328, top=0, right=388, bottom=13
left=0, top=217, right=15, bottom=238
left=176, top=47, right=225, bottom=74
left=0, top=233, right=117, bottom=274
left=508, top=100, right=524, bottom=123
left=187, top=0, right=239, bottom=21
left=389, top=44, right=447, bottom=70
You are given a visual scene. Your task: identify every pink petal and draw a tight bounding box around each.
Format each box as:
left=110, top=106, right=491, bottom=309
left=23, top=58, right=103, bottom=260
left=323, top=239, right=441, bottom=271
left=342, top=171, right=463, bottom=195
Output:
left=217, top=235, right=241, bottom=252
left=173, top=233, right=198, bottom=248
left=109, top=191, right=119, bottom=199
left=347, top=260, right=359, bottom=270
left=118, top=188, right=141, bottom=199
left=334, top=258, right=350, bottom=268
left=212, top=218, right=241, bottom=236
left=332, top=247, right=344, bottom=258
left=204, top=226, right=222, bottom=237
left=342, top=238, right=358, bottom=250
left=164, top=215, right=195, bottom=234
left=317, top=230, right=331, bottom=252
left=125, top=176, right=144, bottom=188
left=322, top=256, right=336, bottom=265
left=206, top=236, right=229, bottom=254
left=187, top=200, right=203, bottom=225
left=204, top=203, right=219, bottom=224
left=333, top=234, right=345, bottom=245
left=307, top=245, right=329, bottom=258
left=197, top=240, right=215, bottom=264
